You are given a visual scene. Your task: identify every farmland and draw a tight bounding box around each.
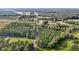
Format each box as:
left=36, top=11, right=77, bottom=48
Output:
left=0, top=10, right=79, bottom=51
left=0, top=19, right=77, bottom=51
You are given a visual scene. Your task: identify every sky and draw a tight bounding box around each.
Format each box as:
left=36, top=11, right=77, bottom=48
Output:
left=0, top=0, right=79, bottom=8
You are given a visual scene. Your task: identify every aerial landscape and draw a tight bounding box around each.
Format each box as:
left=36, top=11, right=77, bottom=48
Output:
left=0, top=8, right=79, bottom=51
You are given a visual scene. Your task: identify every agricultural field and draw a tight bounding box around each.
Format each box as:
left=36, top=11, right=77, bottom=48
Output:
left=0, top=19, right=77, bottom=51
left=0, top=37, right=34, bottom=51
left=0, top=19, right=78, bottom=51
left=0, top=9, right=79, bottom=51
